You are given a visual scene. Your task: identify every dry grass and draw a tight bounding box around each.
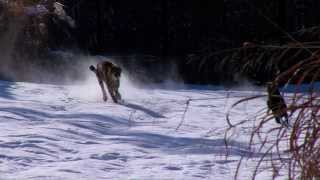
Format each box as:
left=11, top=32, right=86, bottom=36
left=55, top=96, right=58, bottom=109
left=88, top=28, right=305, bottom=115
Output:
left=225, top=48, right=320, bottom=179
left=188, top=41, right=320, bottom=84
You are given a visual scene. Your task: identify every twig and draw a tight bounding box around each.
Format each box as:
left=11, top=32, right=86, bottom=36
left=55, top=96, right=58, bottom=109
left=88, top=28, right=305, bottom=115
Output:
left=175, top=98, right=191, bottom=131
left=128, top=110, right=136, bottom=127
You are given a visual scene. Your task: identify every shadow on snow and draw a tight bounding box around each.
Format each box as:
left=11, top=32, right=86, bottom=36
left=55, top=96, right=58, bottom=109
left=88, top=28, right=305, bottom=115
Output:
left=0, top=81, right=16, bottom=100
left=0, top=106, right=263, bottom=161
left=120, top=102, right=166, bottom=118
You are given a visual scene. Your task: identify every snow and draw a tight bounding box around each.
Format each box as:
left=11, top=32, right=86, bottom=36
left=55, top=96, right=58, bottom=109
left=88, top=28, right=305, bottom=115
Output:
left=0, top=76, right=285, bottom=179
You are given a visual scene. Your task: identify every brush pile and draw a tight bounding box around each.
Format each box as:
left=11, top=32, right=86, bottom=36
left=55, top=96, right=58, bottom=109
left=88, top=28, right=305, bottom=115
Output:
left=225, top=30, right=320, bottom=179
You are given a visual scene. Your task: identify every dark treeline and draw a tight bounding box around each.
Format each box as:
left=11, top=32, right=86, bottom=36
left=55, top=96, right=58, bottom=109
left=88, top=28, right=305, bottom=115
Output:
left=65, top=0, right=320, bottom=56
left=65, top=0, right=225, bottom=56
left=62, top=0, right=320, bottom=84
left=2, top=0, right=320, bottom=84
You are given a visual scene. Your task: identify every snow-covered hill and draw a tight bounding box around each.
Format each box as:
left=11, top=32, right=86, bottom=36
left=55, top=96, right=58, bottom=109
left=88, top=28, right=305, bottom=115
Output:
left=0, top=76, right=281, bottom=179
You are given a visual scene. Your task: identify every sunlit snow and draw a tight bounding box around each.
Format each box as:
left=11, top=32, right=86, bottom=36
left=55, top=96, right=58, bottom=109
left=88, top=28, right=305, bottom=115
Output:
left=0, top=76, right=284, bottom=179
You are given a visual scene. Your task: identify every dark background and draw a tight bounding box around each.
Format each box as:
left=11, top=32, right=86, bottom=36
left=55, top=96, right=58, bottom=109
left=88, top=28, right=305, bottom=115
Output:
left=1, top=0, right=320, bottom=84
left=64, top=0, right=320, bottom=55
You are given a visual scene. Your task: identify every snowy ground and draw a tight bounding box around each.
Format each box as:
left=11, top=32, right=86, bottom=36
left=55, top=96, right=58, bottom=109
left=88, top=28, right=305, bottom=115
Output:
left=0, top=76, right=283, bottom=179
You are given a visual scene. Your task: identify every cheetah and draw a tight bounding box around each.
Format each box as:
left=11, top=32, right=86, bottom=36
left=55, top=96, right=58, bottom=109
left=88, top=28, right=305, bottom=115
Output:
left=90, top=61, right=122, bottom=103
left=267, top=82, right=289, bottom=126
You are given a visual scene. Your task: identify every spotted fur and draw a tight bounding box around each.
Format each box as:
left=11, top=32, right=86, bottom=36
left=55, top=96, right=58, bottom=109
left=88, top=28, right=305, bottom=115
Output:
left=90, top=61, right=122, bottom=103
left=267, top=82, right=288, bottom=126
